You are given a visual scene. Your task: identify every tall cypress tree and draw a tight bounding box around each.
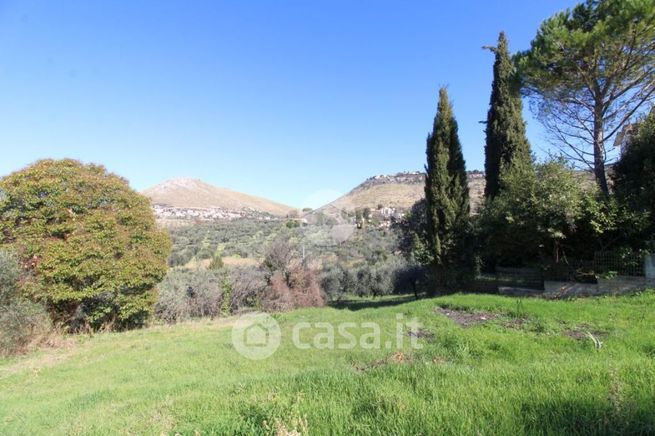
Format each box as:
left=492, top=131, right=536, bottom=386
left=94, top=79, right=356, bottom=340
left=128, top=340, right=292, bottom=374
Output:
left=424, top=88, right=470, bottom=286
left=484, top=32, right=531, bottom=199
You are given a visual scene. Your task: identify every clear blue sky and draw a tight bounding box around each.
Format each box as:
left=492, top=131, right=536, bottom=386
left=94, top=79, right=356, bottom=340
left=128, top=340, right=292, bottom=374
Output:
left=0, top=0, right=576, bottom=208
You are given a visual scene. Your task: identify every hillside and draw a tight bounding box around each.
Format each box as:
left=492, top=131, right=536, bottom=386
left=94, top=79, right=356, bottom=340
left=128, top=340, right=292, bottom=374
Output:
left=142, top=178, right=295, bottom=218
left=1, top=293, right=654, bottom=434
left=315, top=171, right=486, bottom=217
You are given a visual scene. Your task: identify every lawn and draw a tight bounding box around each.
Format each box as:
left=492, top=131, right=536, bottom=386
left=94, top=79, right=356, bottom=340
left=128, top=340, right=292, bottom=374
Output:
left=1, top=292, right=654, bottom=435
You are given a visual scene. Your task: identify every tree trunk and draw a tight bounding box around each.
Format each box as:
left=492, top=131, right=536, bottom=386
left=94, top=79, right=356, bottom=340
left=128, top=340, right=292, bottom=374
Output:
left=593, top=105, right=609, bottom=195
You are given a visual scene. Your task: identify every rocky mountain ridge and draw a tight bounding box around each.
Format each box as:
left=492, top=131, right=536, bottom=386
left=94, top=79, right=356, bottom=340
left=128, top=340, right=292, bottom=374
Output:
left=314, top=171, right=486, bottom=220
left=144, top=172, right=487, bottom=226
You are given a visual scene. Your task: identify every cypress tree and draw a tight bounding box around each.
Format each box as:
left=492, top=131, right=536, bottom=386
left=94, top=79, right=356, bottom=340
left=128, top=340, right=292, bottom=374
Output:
left=484, top=32, right=531, bottom=199
left=424, top=88, right=470, bottom=287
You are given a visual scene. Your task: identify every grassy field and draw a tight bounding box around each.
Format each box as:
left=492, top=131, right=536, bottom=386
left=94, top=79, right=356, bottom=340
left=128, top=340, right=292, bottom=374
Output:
left=1, top=292, right=654, bottom=435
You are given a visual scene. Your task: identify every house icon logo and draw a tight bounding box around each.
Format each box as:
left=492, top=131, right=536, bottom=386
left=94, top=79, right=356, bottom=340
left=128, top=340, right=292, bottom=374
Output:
left=232, top=313, right=281, bottom=360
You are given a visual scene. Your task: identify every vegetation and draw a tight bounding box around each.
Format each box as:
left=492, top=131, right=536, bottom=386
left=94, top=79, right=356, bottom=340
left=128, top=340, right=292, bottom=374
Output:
left=484, top=32, right=532, bottom=200
left=0, top=160, right=171, bottom=331
left=208, top=253, right=224, bottom=270
left=1, top=292, right=655, bottom=434
left=480, top=159, right=584, bottom=265
left=424, top=88, right=471, bottom=288
left=168, top=218, right=417, bottom=300
left=519, top=0, right=655, bottom=194
left=168, top=219, right=281, bottom=266
left=3, top=1, right=655, bottom=433
left=0, top=250, right=52, bottom=357
left=614, top=107, right=655, bottom=240
left=154, top=269, right=226, bottom=323
left=261, top=234, right=325, bottom=311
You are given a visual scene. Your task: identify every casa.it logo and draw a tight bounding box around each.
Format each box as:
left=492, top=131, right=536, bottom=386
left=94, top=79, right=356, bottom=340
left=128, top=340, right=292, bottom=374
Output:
left=231, top=312, right=281, bottom=360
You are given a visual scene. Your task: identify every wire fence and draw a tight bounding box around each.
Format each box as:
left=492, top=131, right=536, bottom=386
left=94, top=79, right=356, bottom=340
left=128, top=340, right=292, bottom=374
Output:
left=592, top=250, right=645, bottom=277
left=479, top=250, right=648, bottom=292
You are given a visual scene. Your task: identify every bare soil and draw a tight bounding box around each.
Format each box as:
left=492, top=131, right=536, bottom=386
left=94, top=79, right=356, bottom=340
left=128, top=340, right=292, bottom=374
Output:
left=434, top=307, right=498, bottom=327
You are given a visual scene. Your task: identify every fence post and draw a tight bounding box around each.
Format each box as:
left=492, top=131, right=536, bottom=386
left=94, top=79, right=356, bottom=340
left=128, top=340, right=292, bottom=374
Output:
left=645, top=253, right=655, bottom=280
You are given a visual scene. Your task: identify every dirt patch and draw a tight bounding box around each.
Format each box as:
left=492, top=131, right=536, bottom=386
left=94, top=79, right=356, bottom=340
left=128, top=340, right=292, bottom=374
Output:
left=564, top=328, right=608, bottom=341
left=434, top=307, right=498, bottom=327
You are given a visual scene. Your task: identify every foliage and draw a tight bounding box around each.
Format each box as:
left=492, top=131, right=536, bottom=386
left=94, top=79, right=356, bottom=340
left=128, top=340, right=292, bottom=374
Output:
left=285, top=219, right=300, bottom=229
left=226, top=266, right=267, bottom=313
left=264, top=266, right=324, bottom=311
left=568, top=191, right=650, bottom=258
left=424, top=88, right=472, bottom=287
left=208, top=253, right=224, bottom=270
left=396, top=199, right=432, bottom=265
left=170, top=216, right=411, bottom=299
left=168, top=219, right=282, bottom=267
left=0, top=249, right=52, bottom=356
left=0, top=250, right=20, bottom=306
left=154, top=269, right=224, bottom=323
left=614, top=106, right=655, bottom=239
left=321, top=257, right=427, bottom=301
left=261, top=234, right=324, bottom=310
left=518, top=0, right=655, bottom=193
left=480, top=159, right=584, bottom=265
left=319, top=263, right=355, bottom=301
left=0, top=299, right=52, bottom=357
left=155, top=265, right=269, bottom=322
left=393, top=262, right=431, bottom=298
left=484, top=32, right=532, bottom=199
left=263, top=233, right=296, bottom=277
left=0, top=159, right=171, bottom=330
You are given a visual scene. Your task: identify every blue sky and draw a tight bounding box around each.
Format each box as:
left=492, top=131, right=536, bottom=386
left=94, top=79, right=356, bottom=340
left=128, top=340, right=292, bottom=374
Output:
left=0, top=0, right=576, bottom=208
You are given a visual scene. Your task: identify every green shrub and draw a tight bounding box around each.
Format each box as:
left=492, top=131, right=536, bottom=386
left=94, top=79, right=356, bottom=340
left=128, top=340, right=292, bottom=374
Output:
left=0, top=249, right=20, bottom=305
left=0, top=159, right=171, bottom=330
left=0, top=299, right=51, bottom=357
left=0, top=249, right=52, bottom=356
left=480, top=159, right=583, bottom=266
left=396, top=199, right=432, bottom=265
left=320, top=264, right=346, bottom=301
left=614, top=107, right=655, bottom=241
left=321, top=257, right=419, bottom=299
left=208, top=254, right=224, bottom=270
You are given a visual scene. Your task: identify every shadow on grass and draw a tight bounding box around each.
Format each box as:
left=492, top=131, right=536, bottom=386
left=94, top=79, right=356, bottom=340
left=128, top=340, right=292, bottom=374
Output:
left=329, top=295, right=420, bottom=311
left=520, top=398, right=655, bottom=435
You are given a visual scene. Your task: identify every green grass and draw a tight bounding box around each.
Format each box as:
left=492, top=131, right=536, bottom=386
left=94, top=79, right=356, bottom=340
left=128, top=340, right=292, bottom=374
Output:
left=1, top=292, right=655, bottom=435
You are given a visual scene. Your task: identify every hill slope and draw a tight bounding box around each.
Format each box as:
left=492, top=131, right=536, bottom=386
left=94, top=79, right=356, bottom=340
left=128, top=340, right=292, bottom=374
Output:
left=142, top=178, right=294, bottom=217
left=316, top=171, right=486, bottom=217
left=1, top=293, right=654, bottom=434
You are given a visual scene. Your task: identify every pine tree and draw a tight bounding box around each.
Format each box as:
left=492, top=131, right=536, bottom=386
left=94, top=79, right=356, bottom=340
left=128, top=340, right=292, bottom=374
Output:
left=484, top=32, right=531, bottom=199
left=424, top=88, right=470, bottom=287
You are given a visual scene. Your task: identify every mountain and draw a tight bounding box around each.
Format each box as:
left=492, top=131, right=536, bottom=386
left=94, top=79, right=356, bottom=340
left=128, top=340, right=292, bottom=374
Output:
left=142, top=178, right=295, bottom=217
left=313, top=171, right=486, bottom=218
